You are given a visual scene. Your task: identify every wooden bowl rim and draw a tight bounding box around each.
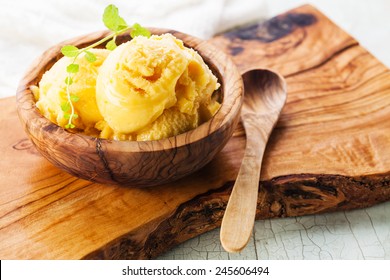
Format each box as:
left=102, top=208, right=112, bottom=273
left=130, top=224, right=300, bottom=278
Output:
left=16, top=28, right=243, bottom=152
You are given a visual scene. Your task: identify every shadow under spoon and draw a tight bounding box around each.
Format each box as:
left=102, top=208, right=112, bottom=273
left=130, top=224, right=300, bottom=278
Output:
left=220, top=69, right=287, bottom=253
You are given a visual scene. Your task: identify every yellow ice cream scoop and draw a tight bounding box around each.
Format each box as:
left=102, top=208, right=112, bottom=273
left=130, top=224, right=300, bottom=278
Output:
left=35, top=49, right=110, bottom=131
left=96, top=33, right=220, bottom=137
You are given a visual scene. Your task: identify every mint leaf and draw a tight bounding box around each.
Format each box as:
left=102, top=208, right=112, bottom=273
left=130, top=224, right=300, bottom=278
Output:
left=84, top=51, right=97, bottom=63
left=131, top=23, right=151, bottom=38
left=61, top=45, right=79, bottom=57
left=64, top=113, right=70, bottom=119
left=103, top=4, right=127, bottom=31
left=117, top=17, right=128, bottom=30
left=65, top=123, right=75, bottom=129
left=61, top=102, right=71, bottom=112
left=106, top=39, right=117, bottom=50
left=66, top=63, right=79, bottom=73
left=70, top=95, right=80, bottom=102
left=65, top=76, right=73, bottom=85
left=73, top=113, right=79, bottom=119
left=103, top=4, right=119, bottom=30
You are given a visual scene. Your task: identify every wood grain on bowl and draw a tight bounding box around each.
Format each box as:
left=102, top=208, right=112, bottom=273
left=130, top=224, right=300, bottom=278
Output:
left=1, top=4, right=390, bottom=259
left=16, top=29, right=243, bottom=187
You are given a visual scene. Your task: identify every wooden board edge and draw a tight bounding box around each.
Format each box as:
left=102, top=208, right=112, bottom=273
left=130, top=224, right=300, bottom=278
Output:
left=82, top=172, right=390, bottom=259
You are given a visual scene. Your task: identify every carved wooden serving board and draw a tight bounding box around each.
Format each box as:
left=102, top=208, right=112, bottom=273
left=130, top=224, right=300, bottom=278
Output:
left=1, top=5, right=389, bottom=259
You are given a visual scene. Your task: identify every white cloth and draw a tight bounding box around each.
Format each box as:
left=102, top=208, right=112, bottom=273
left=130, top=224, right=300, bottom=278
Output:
left=0, top=0, right=267, bottom=98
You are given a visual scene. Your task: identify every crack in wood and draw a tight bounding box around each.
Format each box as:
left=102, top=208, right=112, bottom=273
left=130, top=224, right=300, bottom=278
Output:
left=95, top=138, right=116, bottom=182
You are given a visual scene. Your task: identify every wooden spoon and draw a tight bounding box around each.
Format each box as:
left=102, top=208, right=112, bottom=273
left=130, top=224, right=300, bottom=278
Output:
left=220, top=69, right=287, bottom=252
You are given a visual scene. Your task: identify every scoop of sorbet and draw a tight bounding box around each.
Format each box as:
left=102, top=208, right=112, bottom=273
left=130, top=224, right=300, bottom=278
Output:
left=96, top=34, right=220, bottom=140
left=35, top=49, right=110, bottom=132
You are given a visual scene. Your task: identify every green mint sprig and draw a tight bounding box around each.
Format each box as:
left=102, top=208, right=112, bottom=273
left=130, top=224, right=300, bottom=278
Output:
left=60, top=4, right=151, bottom=129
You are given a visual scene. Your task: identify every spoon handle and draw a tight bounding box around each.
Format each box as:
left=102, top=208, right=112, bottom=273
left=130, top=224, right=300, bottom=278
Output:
left=220, top=113, right=277, bottom=253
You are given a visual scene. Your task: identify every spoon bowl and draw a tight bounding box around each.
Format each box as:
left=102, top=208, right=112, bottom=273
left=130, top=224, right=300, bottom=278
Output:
left=220, top=69, right=287, bottom=252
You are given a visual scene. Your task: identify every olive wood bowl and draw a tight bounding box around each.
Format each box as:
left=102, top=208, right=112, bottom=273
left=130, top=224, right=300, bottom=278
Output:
left=16, top=29, right=243, bottom=187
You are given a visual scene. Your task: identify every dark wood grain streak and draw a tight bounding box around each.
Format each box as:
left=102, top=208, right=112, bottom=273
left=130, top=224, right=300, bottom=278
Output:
left=212, top=6, right=358, bottom=76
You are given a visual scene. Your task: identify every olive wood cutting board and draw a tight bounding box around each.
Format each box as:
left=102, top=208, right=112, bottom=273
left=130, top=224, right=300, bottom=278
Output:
left=1, top=4, right=389, bottom=259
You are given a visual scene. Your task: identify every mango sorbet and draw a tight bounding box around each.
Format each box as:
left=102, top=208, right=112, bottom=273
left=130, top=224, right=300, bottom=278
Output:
left=96, top=34, right=220, bottom=140
left=36, top=34, right=220, bottom=141
left=35, top=49, right=110, bottom=133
